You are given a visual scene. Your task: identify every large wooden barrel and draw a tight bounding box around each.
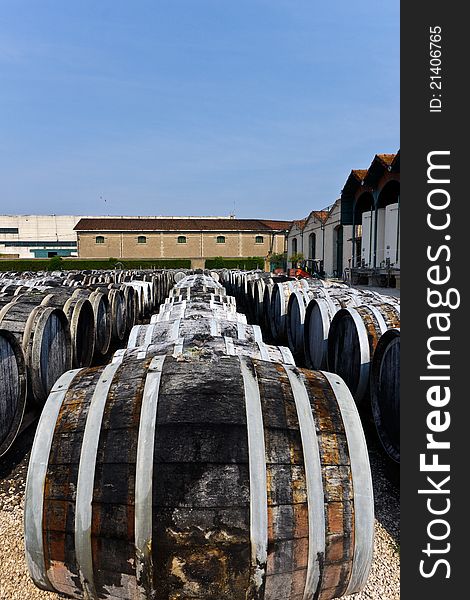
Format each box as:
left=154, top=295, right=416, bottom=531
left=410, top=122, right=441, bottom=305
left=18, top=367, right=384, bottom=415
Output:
left=327, top=303, right=400, bottom=403
left=370, top=328, right=400, bottom=463
left=0, top=329, right=27, bottom=457
left=25, top=355, right=373, bottom=600
left=0, top=300, right=72, bottom=404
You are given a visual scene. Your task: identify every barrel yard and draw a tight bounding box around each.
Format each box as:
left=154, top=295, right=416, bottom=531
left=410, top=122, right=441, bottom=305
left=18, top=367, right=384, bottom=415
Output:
left=0, top=269, right=399, bottom=600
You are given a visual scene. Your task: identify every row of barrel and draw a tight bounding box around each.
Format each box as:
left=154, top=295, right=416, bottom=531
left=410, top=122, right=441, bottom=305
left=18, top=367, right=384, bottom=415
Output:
left=219, top=270, right=401, bottom=463
left=0, top=269, right=181, bottom=457
left=25, top=272, right=374, bottom=600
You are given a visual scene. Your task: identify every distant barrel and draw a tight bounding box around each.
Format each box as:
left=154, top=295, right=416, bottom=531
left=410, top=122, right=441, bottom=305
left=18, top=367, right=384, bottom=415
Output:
left=0, top=329, right=27, bottom=457
left=327, top=303, right=400, bottom=403
left=370, top=328, right=400, bottom=462
left=25, top=355, right=373, bottom=600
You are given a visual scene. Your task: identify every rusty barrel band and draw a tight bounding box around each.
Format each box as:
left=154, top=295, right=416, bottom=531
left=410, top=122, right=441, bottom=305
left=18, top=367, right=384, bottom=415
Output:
left=74, top=357, right=124, bottom=598
left=239, top=356, right=268, bottom=591
left=322, top=371, right=375, bottom=595
left=24, top=368, right=83, bottom=592
left=284, top=365, right=325, bottom=600
left=135, top=355, right=166, bottom=594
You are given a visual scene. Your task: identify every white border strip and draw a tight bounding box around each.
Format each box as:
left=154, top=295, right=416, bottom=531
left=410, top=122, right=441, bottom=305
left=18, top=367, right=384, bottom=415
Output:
left=74, top=358, right=124, bottom=598
left=239, top=357, right=268, bottom=592
left=135, top=356, right=165, bottom=594
left=24, top=368, right=82, bottom=592
left=322, top=371, right=374, bottom=595
left=284, top=365, right=325, bottom=600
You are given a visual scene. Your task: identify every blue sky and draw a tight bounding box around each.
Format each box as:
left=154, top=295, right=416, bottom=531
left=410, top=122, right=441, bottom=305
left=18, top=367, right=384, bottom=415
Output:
left=0, top=0, right=399, bottom=220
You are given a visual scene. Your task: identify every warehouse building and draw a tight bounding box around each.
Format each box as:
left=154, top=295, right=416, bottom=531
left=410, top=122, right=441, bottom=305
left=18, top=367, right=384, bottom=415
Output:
left=287, top=150, right=400, bottom=285
left=0, top=215, right=82, bottom=258
left=74, top=216, right=290, bottom=268
left=340, top=151, right=400, bottom=285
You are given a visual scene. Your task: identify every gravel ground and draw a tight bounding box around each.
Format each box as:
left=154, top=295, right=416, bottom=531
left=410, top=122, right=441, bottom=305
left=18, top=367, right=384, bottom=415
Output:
left=0, top=421, right=399, bottom=600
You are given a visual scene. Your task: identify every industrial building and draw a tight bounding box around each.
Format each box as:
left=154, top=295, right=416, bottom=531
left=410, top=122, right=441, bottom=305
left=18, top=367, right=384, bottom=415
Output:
left=74, top=216, right=290, bottom=268
left=0, top=215, right=81, bottom=258
left=287, top=150, right=400, bottom=285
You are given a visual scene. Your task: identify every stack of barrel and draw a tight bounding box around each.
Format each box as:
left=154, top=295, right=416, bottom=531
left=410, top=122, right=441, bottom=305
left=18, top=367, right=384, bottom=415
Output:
left=0, top=269, right=178, bottom=457
left=220, top=270, right=401, bottom=465
left=25, top=273, right=374, bottom=600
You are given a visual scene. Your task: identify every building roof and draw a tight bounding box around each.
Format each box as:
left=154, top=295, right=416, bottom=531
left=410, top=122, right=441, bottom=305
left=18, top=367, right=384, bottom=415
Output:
left=289, top=218, right=308, bottom=233
left=74, top=217, right=291, bottom=233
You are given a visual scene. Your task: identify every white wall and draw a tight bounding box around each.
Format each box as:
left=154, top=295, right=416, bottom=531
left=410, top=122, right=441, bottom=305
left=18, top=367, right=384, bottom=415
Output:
left=0, top=215, right=82, bottom=258
left=287, top=201, right=353, bottom=277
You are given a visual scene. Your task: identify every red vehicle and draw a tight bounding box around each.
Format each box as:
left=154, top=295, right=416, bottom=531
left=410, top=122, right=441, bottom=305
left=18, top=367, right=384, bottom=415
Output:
left=288, top=258, right=324, bottom=279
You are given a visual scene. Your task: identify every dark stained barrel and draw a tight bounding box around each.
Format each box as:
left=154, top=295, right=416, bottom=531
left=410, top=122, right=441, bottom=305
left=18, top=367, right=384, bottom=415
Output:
left=73, top=289, right=112, bottom=357
left=0, top=301, right=72, bottom=404
left=327, top=303, right=400, bottom=403
left=25, top=355, right=373, bottom=600
left=40, top=293, right=95, bottom=368
left=370, top=328, right=400, bottom=463
left=0, top=329, right=27, bottom=456
left=107, top=288, right=127, bottom=342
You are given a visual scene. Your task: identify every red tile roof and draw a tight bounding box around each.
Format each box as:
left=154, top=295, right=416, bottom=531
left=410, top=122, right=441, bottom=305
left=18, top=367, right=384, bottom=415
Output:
left=74, top=217, right=291, bottom=232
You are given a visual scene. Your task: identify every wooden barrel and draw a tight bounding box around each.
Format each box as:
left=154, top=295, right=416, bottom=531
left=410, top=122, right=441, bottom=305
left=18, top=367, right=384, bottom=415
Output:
left=107, top=288, right=127, bottom=342
left=0, top=301, right=72, bottom=404
left=370, top=328, right=400, bottom=463
left=128, top=318, right=266, bottom=350
left=327, top=303, right=400, bottom=403
left=0, top=329, right=27, bottom=457
left=25, top=355, right=373, bottom=600
left=120, top=284, right=137, bottom=333
left=73, top=289, right=112, bottom=357
left=303, top=290, right=373, bottom=371
left=270, top=281, right=305, bottom=343
left=40, top=293, right=95, bottom=368
left=118, top=334, right=295, bottom=365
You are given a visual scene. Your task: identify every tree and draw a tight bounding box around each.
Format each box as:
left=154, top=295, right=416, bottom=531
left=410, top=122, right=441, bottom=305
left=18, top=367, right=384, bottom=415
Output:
left=289, top=252, right=304, bottom=267
left=47, top=256, right=63, bottom=271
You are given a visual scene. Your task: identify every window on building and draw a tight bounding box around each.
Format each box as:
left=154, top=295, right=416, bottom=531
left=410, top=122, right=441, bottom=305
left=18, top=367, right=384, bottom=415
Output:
left=95, top=236, right=105, bottom=244
left=177, top=235, right=187, bottom=244
left=255, top=235, right=264, bottom=244
left=137, top=235, right=147, bottom=244
left=216, top=235, right=226, bottom=244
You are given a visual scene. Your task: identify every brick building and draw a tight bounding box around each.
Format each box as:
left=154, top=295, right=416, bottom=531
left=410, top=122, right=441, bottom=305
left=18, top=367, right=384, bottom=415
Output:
left=74, top=216, right=290, bottom=269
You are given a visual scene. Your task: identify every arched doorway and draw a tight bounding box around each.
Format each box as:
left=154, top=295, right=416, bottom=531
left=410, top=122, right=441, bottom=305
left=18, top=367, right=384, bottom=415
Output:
left=292, top=237, right=298, bottom=255
left=308, top=232, right=316, bottom=259
left=354, top=192, right=374, bottom=267
left=333, top=225, right=343, bottom=276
